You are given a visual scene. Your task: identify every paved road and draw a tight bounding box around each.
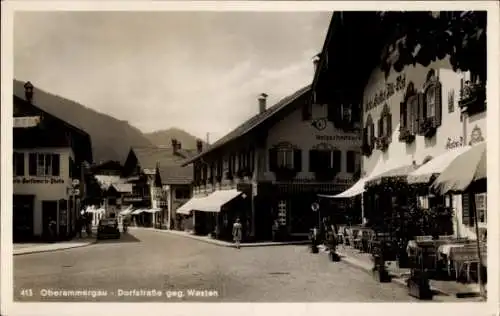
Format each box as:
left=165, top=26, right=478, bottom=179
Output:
left=14, top=229, right=418, bottom=302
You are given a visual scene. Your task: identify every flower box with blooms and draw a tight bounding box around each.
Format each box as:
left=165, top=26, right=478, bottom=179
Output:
left=274, top=167, right=297, bottom=181
left=398, top=127, right=415, bottom=144
left=375, top=136, right=390, bottom=151
left=459, top=81, right=486, bottom=115
left=419, top=118, right=436, bottom=138
left=314, top=168, right=337, bottom=181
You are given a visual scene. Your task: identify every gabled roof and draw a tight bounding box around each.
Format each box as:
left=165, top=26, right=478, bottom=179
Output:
left=183, top=85, right=311, bottom=166
left=128, top=146, right=193, bottom=185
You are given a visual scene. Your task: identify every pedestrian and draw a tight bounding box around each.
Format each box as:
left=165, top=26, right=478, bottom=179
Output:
left=232, top=217, right=242, bottom=249
left=48, top=217, right=57, bottom=243
left=76, top=216, right=82, bottom=238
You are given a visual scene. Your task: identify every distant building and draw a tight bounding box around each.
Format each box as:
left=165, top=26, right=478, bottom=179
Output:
left=13, top=81, right=93, bottom=241
left=121, top=143, right=195, bottom=228
left=182, top=77, right=361, bottom=241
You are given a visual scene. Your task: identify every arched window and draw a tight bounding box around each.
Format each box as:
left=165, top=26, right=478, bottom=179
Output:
left=422, top=69, right=442, bottom=127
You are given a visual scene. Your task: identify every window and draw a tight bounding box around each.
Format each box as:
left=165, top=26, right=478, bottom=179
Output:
left=277, top=149, right=294, bottom=169
left=175, top=188, right=191, bottom=200
left=475, top=193, right=487, bottom=223
left=407, top=95, right=419, bottom=134
left=346, top=151, right=356, bottom=173
left=108, top=198, right=117, bottom=206
left=426, top=87, right=436, bottom=118
left=29, top=153, right=60, bottom=176
left=341, top=104, right=352, bottom=123
left=309, top=149, right=335, bottom=171
left=13, top=152, right=25, bottom=176
left=448, top=89, right=455, bottom=113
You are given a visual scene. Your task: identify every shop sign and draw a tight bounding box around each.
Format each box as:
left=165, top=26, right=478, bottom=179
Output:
left=445, top=137, right=464, bottom=150
left=13, top=116, right=41, bottom=128
left=364, top=74, right=407, bottom=112
left=13, top=177, right=64, bottom=184
left=315, top=135, right=361, bottom=142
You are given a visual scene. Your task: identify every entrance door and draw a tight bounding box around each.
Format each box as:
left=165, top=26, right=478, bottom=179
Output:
left=42, top=201, right=58, bottom=239
left=13, top=195, right=34, bottom=242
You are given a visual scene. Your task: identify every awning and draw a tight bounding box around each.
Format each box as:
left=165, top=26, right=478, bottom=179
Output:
left=176, top=197, right=209, bottom=215
left=119, top=205, right=133, bottom=215
left=366, top=163, right=418, bottom=187
left=431, top=141, right=486, bottom=194
left=131, top=209, right=145, bottom=215
left=407, top=146, right=472, bottom=184
left=318, top=178, right=367, bottom=198
left=197, top=189, right=242, bottom=213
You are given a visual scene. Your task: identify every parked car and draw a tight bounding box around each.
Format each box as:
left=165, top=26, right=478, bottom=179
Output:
left=97, top=218, right=120, bottom=240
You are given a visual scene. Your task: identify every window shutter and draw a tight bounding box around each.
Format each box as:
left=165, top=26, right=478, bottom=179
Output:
left=327, top=104, right=336, bottom=122
left=52, top=154, right=60, bottom=176
left=369, top=123, right=375, bottom=146
left=434, top=81, right=442, bottom=127
left=377, top=118, right=383, bottom=137
left=362, top=127, right=368, bottom=149
left=386, top=113, right=392, bottom=137
left=309, top=150, right=317, bottom=172
left=417, top=92, right=425, bottom=134
left=462, top=193, right=471, bottom=226
left=333, top=150, right=342, bottom=173
left=293, top=149, right=302, bottom=172
left=29, top=153, right=37, bottom=176
left=268, top=149, right=278, bottom=172
left=400, top=102, right=406, bottom=128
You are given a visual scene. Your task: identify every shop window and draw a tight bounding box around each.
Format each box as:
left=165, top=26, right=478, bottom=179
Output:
left=346, top=151, right=356, bottom=173
left=29, top=153, right=60, bottom=177
left=13, top=152, right=25, bottom=176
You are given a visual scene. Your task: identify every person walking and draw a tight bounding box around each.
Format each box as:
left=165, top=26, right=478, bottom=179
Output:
left=232, top=217, right=242, bottom=249
left=76, top=216, right=83, bottom=238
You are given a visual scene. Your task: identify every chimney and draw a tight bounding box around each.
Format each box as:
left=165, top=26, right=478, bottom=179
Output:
left=258, top=93, right=268, bottom=113
left=24, top=81, right=34, bottom=103
left=196, top=139, right=203, bottom=153
left=171, top=139, right=178, bottom=154
left=312, top=54, right=320, bottom=74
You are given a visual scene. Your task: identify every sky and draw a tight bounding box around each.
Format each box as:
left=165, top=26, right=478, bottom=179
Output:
left=14, top=11, right=332, bottom=142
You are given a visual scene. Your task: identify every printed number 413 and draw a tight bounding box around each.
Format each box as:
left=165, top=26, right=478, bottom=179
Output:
left=21, top=289, right=33, bottom=296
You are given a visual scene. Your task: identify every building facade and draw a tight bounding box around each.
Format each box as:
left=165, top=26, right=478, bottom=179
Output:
left=183, top=81, right=361, bottom=241
left=312, top=12, right=487, bottom=239
left=13, top=82, right=93, bottom=241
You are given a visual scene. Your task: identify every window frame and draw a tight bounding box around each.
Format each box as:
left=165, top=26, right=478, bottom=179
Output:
left=276, top=148, right=294, bottom=169
left=13, top=152, right=25, bottom=176
left=29, top=153, right=60, bottom=177
left=475, top=193, right=487, bottom=224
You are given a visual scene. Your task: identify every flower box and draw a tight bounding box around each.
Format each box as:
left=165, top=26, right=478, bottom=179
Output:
left=375, top=136, right=390, bottom=151
left=420, top=118, right=436, bottom=138
left=459, top=82, right=486, bottom=115
left=398, top=127, right=416, bottom=144
left=274, top=167, right=297, bottom=181
left=314, top=168, right=337, bottom=181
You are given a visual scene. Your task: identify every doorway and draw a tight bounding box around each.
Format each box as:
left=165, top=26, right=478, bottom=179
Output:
left=42, top=201, right=58, bottom=239
left=13, top=195, right=34, bottom=242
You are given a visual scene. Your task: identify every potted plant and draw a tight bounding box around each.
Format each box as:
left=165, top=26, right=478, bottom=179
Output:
left=420, top=117, right=436, bottom=138
left=398, top=127, right=416, bottom=144
left=375, top=136, right=390, bottom=151
left=459, top=81, right=486, bottom=115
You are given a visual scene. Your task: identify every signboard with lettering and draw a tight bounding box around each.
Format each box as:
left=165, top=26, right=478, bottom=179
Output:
left=13, top=177, right=65, bottom=184
left=315, top=135, right=361, bottom=143
left=364, top=74, right=407, bottom=112
left=13, top=116, right=41, bottom=128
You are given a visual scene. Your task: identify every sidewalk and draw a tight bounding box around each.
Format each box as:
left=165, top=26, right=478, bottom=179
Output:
left=323, top=244, right=483, bottom=301
left=14, top=238, right=97, bottom=256
left=130, top=226, right=310, bottom=248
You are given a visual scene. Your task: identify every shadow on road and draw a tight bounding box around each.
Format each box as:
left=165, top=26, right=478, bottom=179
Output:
left=95, top=232, right=141, bottom=244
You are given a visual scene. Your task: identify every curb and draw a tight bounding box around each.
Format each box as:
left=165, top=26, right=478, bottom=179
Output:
left=13, top=240, right=97, bottom=256
left=133, top=227, right=310, bottom=248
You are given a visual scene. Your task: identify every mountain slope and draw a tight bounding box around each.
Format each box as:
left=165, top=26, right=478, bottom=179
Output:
left=13, top=79, right=153, bottom=164
left=144, top=127, right=206, bottom=149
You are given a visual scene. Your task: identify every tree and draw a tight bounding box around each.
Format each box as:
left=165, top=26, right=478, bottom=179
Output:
left=378, top=11, right=486, bottom=81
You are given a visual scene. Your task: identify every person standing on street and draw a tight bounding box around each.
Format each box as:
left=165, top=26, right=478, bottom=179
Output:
left=232, top=217, right=242, bottom=249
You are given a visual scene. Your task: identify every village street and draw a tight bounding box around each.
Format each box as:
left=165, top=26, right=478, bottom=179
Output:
left=14, top=229, right=417, bottom=302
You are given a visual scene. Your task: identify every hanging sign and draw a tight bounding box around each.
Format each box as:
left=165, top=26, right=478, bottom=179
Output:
left=13, top=116, right=41, bottom=128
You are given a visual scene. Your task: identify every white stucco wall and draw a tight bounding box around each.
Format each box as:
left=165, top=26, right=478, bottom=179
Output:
left=263, top=103, right=361, bottom=184
left=13, top=147, right=74, bottom=236
left=362, top=57, right=487, bottom=239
